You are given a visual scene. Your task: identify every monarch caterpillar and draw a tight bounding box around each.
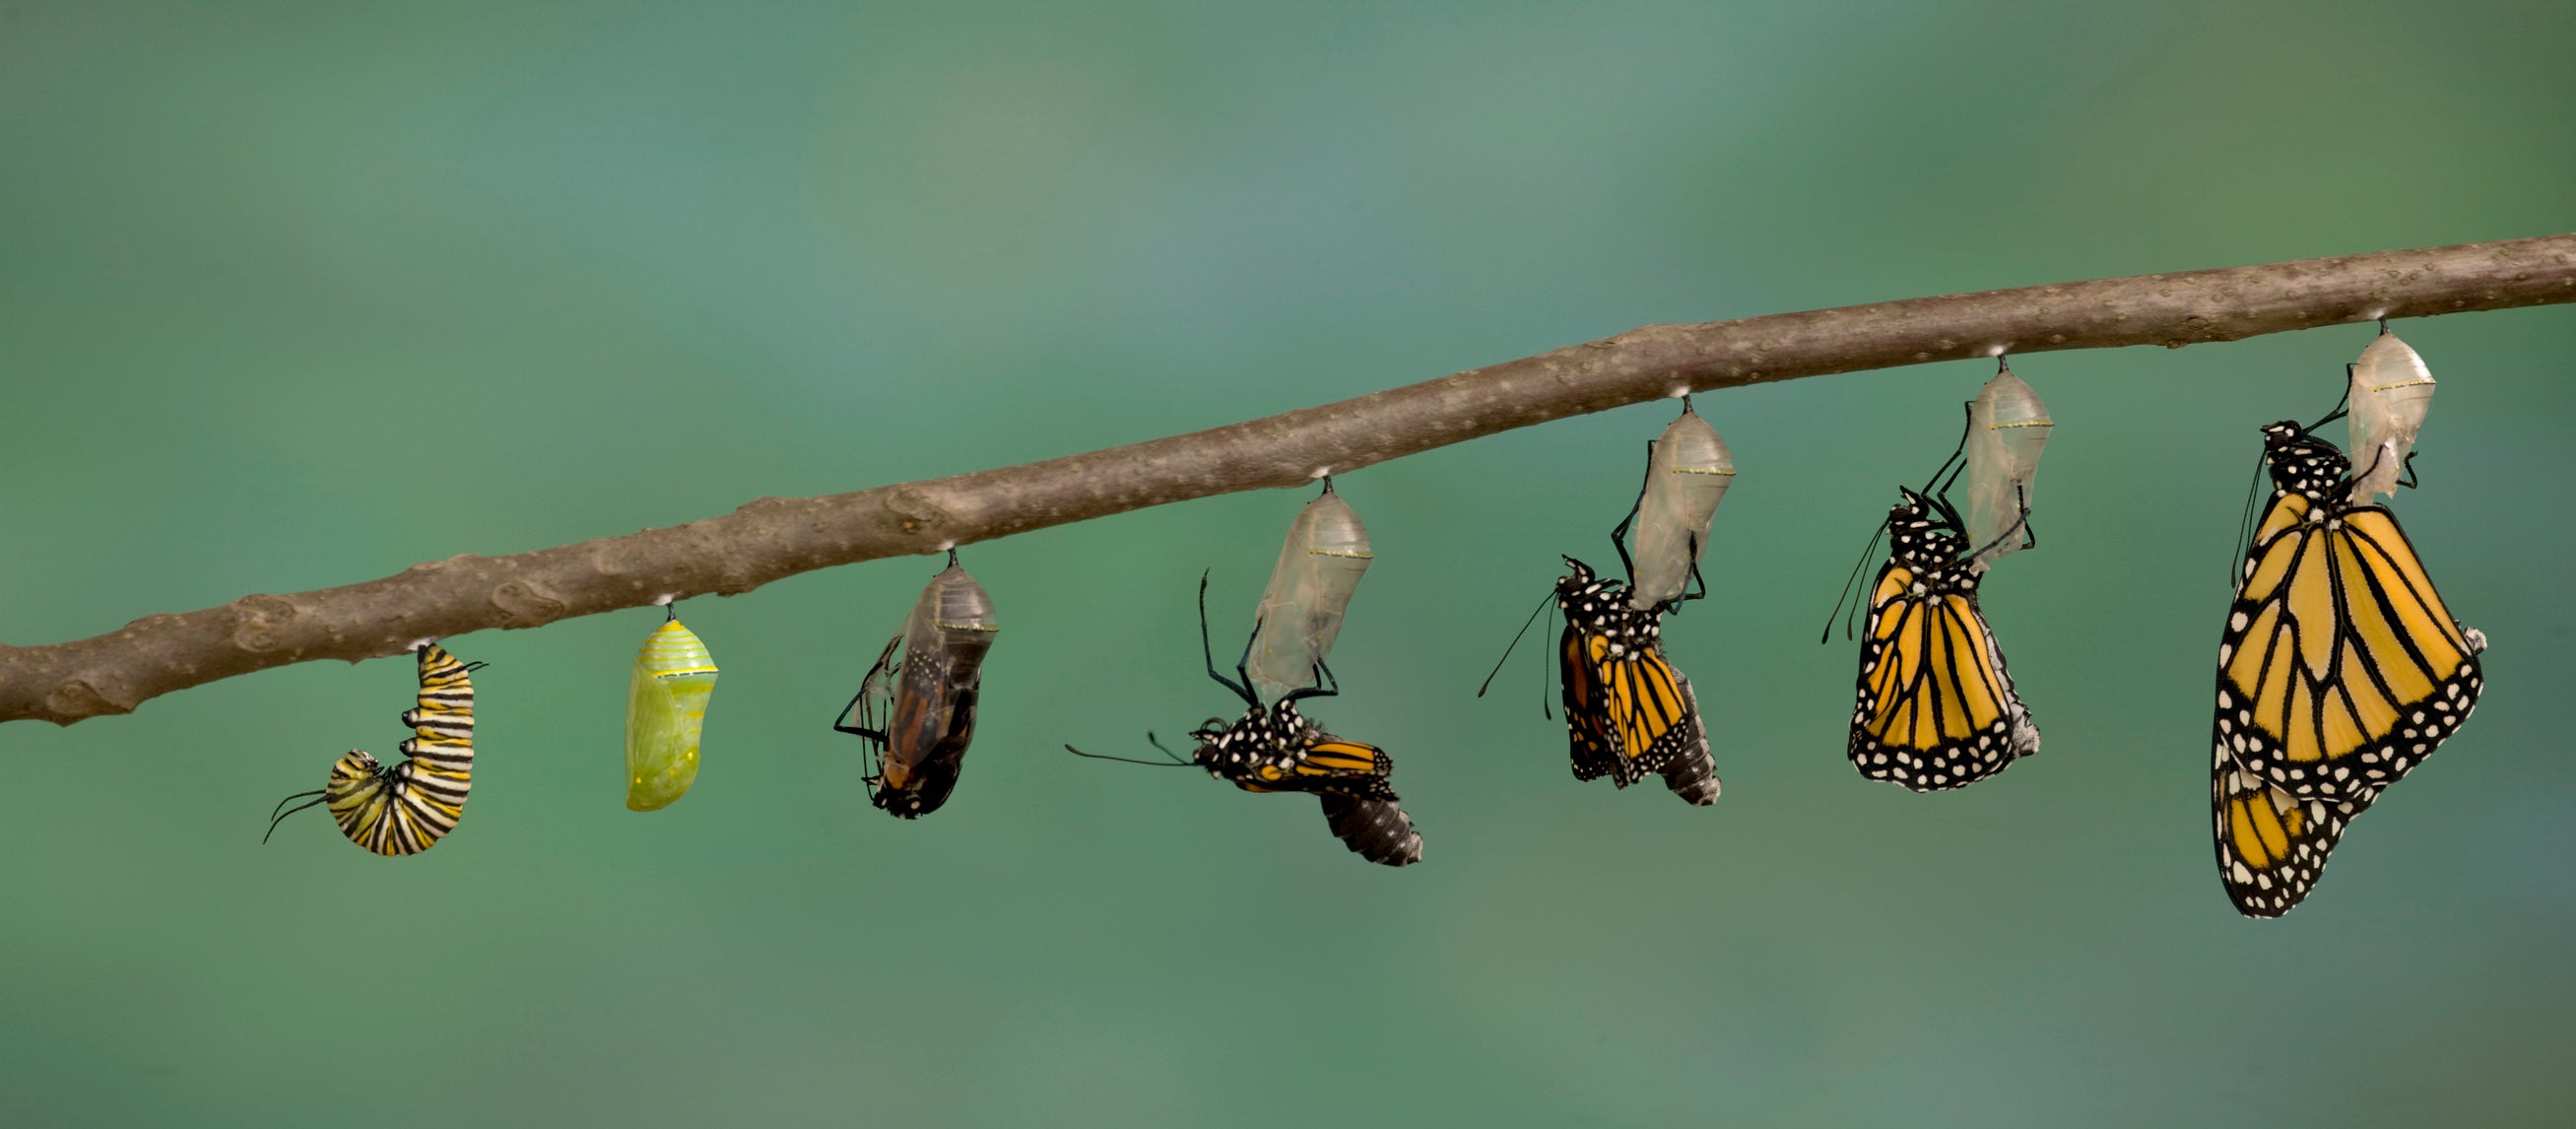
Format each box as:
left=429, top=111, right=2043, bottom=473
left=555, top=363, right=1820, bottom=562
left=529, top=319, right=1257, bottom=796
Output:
left=2212, top=416, right=2485, bottom=917
left=1622, top=400, right=1736, bottom=612
left=833, top=554, right=1000, bottom=819
left=627, top=615, right=717, bottom=812
left=1959, top=360, right=2052, bottom=572
left=1245, top=480, right=1372, bottom=705
left=2344, top=325, right=2434, bottom=503
left=263, top=642, right=481, bottom=856
left=1068, top=572, right=1421, bottom=867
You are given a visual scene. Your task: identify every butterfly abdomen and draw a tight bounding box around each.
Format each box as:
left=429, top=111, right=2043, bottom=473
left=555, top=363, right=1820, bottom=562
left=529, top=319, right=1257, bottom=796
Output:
left=1319, top=794, right=1422, bottom=867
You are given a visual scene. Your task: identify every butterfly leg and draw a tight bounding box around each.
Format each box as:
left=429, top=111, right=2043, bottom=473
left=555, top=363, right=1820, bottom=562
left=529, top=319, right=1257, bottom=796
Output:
left=1610, top=439, right=1652, bottom=582
left=1198, top=570, right=1256, bottom=705
left=1280, top=659, right=1343, bottom=704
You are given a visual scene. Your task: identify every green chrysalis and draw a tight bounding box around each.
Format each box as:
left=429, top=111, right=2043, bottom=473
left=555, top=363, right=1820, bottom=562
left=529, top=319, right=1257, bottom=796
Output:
left=626, top=617, right=717, bottom=812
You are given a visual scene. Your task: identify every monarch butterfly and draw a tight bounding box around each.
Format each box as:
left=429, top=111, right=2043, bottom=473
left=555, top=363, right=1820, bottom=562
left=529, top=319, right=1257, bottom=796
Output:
left=264, top=642, right=481, bottom=856
left=627, top=614, right=717, bottom=812
left=2345, top=326, right=2434, bottom=503
left=1068, top=573, right=1421, bottom=867
left=1959, top=360, right=2052, bottom=571
left=1843, top=484, right=2041, bottom=791
left=1554, top=556, right=1719, bottom=805
left=832, top=554, right=1000, bottom=819
left=2212, top=417, right=2485, bottom=916
left=1245, top=480, right=1373, bottom=705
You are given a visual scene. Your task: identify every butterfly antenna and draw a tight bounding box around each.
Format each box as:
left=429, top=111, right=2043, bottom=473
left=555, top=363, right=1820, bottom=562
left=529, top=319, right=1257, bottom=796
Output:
left=262, top=789, right=329, bottom=844
left=1538, top=595, right=1554, bottom=721
left=1821, top=524, right=1885, bottom=644
left=1477, top=588, right=1555, bottom=698
left=1056, top=732, right=1195, bottom=767
left=2230, top=447, right=2268, bottom=591
left=1063, top=743, right=1194, bottom=768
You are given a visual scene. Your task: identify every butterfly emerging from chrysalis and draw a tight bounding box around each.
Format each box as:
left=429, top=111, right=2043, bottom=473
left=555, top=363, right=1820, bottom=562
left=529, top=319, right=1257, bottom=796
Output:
left=1487, top=398, right=1731, bottom=806
left=832, top=551, right=1000, bottom=819
left=2212, top=324, right=2484, bottom=918
left=1830, top=360, right=2050, bottom=791
left=265, top=641, right=483, bottom=855
left=1068, top=481, right=1421, bottom=867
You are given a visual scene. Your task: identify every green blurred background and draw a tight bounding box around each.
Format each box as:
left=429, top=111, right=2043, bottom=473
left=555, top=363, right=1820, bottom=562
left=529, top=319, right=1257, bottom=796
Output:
left=3, top=1, right=2571, bottom=1124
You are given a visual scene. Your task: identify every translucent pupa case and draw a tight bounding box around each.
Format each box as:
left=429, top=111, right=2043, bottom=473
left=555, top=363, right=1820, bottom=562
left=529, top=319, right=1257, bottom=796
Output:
left=1962, top=364, right=2052, bottom=571
left=1246, top=486, right=1372, bottom=705
left=2345, top=329, right=2434, bottom=503
left=1626, top=404, right=1736, bottom=610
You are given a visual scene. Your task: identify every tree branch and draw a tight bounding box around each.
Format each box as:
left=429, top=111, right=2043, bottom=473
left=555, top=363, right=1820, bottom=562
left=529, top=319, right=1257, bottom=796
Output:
left=7, top=233, right=2571, bottom=726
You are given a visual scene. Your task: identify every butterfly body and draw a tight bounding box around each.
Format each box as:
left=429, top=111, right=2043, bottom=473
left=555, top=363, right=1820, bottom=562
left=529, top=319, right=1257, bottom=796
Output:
left=1554, top=557, right=1715, bottom=800
left=2212, top=420, right=2484, bottom=917
left=1183, top=698, right=1420, bottom=865
left=1190, top=699, right=1398, bottom=801
left=1847, top=488, right=2039, bottom=791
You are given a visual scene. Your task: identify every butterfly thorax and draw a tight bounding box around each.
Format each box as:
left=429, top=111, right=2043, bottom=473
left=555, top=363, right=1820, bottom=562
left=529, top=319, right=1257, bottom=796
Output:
left=1555, top=557, right=1662, bottom=661
left=2260, top=421, right=2350, bottom=504
left=1193, top=700, right=1315, bottom=778
left=1883, top=488, right=1976, bottom=596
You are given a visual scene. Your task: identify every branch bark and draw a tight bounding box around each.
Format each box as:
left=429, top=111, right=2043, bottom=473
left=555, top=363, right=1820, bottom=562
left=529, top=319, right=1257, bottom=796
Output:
left=8, top=233, right=2572, bottom=726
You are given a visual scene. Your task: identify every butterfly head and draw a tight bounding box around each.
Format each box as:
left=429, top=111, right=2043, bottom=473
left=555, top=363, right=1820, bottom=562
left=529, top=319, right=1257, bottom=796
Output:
left=2260, top=421, right=2350, bottom=501
left=1885, top=487, right=1969, bottom=568
left=1555, top=555, right=1659, bottom=649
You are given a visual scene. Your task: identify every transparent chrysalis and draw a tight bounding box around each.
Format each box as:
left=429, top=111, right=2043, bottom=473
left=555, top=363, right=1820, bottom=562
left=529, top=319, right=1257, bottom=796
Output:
left=1624, top=402, right=1736, bottom=611
left=2345, top=326, right=2434, bottom=503
left=626, top=617, right=717, bottom=812
left=1245, top=481, right=1373, bottom=704
left=833, top=556, right=1000, bottom=819
left=1961, top=360, right=2052, bottom=571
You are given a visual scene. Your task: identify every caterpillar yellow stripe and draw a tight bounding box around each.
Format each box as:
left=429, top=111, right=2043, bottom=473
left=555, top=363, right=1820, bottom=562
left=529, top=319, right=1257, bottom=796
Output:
left=266, top=642, right=480, bottom=856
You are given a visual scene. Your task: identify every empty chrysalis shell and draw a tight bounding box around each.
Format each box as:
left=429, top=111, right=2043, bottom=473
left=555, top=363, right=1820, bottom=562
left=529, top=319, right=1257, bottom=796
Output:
left=2345, top=328, right=2435, bottom=503
left=1626, top=404, right=1737, bottom=610
left=1962, top=363, right=2053, bottom=571
left=860, top=562, right=1000, bottom=818
left=626, top=619, right=717, bottom=812
left=1246, top=484, right=1373, bottom=704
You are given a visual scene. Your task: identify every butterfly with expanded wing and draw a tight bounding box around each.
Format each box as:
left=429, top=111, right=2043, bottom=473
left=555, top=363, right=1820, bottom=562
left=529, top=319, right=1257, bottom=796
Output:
left=2212, top=416, right=2484, bottom=917
left=1843, top=483, right=2041, bottom=791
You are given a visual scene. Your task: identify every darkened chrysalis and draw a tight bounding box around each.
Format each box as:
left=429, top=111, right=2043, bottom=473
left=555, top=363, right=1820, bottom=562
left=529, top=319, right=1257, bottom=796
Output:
left=834, top=555, right=1000, bottom=819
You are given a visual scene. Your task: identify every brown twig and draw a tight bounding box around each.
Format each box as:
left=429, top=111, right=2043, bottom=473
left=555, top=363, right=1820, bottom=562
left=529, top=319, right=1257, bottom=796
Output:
left=6, top=233, right=2571, bottom=726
